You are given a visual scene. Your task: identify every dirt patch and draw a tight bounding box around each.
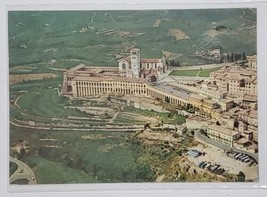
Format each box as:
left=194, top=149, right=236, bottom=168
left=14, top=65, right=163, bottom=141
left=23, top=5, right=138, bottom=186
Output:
left=137, top=130, right=181, bottom=145
left=153, top=18, right=170, bottom=28
left=162, top=51, right=183, bottom=59
left=81, top=134, right=112, bottom=140
left=9, top=73, right=58, bottom=84
left=44, top=48, right=57, bottom=53
left=98, top=144, right=117, bottom=152
left=168, top=28, right=190, bottom=40
left=153, top=19, right=161, bottom=27
left=45, top=145, right=62, bottom=149
left=68, top=106, right=115, bottom=117
left=203, top=28, right=230, bottom=38
left=95, top=28, right=144, bottom=38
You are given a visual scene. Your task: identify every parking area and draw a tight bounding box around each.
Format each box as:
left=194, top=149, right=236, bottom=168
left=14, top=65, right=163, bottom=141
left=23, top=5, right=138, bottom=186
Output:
left=187, top=143, right=258, bottom=181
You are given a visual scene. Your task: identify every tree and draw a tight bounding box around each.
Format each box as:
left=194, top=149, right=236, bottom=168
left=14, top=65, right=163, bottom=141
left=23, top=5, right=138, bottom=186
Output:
left=144, top=123, right=150, bottom=130
left=242, top=52, right=246, bottom=60
left=175, top=60, right=180, bottom=67
left=237, top=171, right=246, bottom=182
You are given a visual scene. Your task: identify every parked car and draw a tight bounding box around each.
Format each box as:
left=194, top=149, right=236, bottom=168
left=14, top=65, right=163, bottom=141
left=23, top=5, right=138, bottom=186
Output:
left=235, top=153, right=244, bottom=160
left=201, top=162, right=208, bottom=169
left=240, top=156, right=249, bottom=162
left=234, top=153, right=242, bottom=159
left=217, top=168, right=225, bottom=175
left=198, top=161, right=205, bottom=167
left=205, top=163, right=211, bottom=169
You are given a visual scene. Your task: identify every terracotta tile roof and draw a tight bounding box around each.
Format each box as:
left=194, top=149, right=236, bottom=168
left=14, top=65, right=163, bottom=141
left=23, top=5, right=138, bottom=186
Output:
left=140, top=58, right=161, bottom=63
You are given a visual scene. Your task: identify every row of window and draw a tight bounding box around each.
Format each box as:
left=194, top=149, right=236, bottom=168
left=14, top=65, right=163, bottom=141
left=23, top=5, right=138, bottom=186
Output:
left=121, top=63, right=160, bottom=70
left=77, top=87, right=147, bottom=95
left=76, top=81, right=146, bottom=87
left=209, top=134, right=232, bottom=144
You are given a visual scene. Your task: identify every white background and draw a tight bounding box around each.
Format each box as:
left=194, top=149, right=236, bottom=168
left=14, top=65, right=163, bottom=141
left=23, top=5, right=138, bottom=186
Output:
left=1, top=0, right=267, bottom=196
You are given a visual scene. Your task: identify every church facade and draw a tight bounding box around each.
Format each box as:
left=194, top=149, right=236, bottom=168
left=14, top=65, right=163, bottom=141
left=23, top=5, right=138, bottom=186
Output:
left=118, top=48, right=167, bottom=81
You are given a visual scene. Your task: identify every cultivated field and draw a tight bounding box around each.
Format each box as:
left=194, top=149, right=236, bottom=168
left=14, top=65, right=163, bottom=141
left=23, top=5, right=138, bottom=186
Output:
left=10, top=73, right=58, bottom=84
left=9, top=9, right=256, bottom=75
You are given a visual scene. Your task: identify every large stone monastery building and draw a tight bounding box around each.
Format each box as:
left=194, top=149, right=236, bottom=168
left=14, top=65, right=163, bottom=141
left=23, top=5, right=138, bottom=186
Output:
left=62, top=48, right=189, bottom=106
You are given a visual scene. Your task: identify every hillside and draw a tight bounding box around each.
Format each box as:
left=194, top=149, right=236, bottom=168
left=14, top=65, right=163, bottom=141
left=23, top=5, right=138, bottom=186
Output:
left=8, top=9, right=256, bottom=74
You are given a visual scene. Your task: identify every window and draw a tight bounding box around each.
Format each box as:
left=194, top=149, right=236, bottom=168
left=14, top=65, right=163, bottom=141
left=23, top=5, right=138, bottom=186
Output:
left=122, top=63, right=126, bottom=70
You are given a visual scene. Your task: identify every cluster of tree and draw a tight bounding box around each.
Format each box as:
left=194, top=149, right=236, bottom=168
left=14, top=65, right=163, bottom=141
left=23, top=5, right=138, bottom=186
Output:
left=166, top=59, right=180, bottom=67
left=223, top=52, right=247, bottom=62
left=39, top=144, right=156, bottom=183
left=236, top=171, right=246, bottom=182
left=214, top=25, right=227, bottom=31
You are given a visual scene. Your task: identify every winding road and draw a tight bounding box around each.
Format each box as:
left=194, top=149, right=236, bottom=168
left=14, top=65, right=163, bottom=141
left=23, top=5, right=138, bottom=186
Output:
left=195, top=130, right=258, bottom=162
left=90, top=12, right=96, bottom=25
left=240, top=10, right=256, bottom=24
left=10, top=156, right=36, bottom=184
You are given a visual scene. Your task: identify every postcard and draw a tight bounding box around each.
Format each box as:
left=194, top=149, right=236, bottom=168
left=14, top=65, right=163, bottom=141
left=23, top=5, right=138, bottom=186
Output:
left=8, top=8, right=259, bottom=186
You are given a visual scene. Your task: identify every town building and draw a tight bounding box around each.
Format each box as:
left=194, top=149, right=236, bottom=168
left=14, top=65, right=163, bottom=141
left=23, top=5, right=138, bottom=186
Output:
left=118, top=48, right=167, bottom=80
left=199, top=89, right=226, bottom=101
left=185, top=115, right=212, bottom=130
left=209, top=65, right=257, bottom=96
left=62, top=48, right=189, bottom=107
left=188, top=94, right=218, bottom=115
left=62, top=49, right=258, bottom=151
left=218, top=98, right=235, bottom=111
left=206, top=125, right=241, bottom=147
left=246, top=55, right=257, bottom=69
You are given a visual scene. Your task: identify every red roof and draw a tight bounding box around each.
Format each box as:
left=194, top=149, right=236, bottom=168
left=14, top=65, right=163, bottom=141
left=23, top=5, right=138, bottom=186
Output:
left=118, top=56, right=161, bottom=63
left=141, top=58, right=161, bottom=63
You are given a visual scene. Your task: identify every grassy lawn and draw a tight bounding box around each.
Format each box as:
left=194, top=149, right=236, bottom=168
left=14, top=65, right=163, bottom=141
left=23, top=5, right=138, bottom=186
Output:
left=24, top=156, right=98, bottom=184
left=170, top=69, right=199, bottom=76
left=198, top=67, right=222, bottom=77
left=170, top=67, right=222, bottom=77
left=17, top=88, right=69, bottom=118
left=15, top=86, right=95, bottom=121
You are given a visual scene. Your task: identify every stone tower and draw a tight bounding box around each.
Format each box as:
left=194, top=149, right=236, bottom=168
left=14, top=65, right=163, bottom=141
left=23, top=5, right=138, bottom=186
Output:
left=130, top=48, right=141, bottom=78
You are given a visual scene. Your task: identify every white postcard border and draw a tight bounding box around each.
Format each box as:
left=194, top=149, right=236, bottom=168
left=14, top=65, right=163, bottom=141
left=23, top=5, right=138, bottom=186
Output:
left=1, top=0, right=267, bottom=195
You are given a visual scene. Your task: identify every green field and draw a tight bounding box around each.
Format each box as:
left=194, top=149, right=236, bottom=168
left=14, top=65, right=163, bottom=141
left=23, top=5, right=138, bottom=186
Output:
left=170, top=69, right=200, bottom=76
left=198, top=67, right=222, bottom=77
left=8, top=9, right=256, bottom=75
left=10, top=126, right=156, bottom=183
left=170, top=66, right=221, bottom=77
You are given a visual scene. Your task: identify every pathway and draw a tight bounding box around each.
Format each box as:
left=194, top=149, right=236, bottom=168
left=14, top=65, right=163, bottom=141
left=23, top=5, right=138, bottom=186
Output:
left=10, top=156, right=36, bottom=184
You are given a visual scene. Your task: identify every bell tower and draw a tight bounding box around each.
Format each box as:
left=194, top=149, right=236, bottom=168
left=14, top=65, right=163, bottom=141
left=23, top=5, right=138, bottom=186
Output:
left=130, top=48, right=141, bottom=78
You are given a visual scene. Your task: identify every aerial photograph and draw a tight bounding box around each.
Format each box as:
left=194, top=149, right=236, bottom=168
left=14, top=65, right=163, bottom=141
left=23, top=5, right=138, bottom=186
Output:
left=8, top=8, right=258, bottom=184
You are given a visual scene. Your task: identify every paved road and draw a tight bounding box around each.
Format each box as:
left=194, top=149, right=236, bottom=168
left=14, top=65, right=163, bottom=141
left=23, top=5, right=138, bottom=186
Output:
left=10, top=156, right=37, bottom=184
left=195, top=130, right=258, bottom=162
left=10, top=121, right=143, bottom=132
